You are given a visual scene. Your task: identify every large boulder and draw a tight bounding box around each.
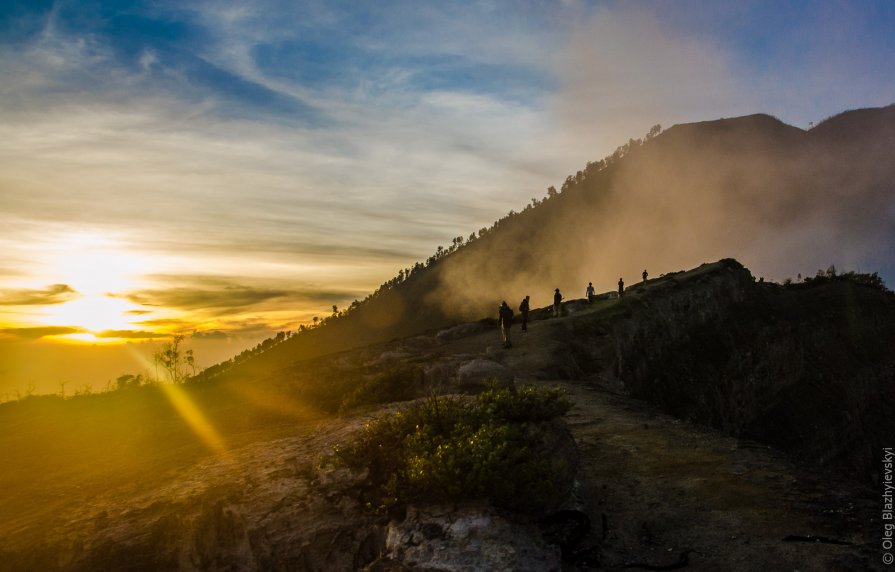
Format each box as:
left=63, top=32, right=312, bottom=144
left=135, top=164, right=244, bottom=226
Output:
left=377, top=504, right=561, bottom=572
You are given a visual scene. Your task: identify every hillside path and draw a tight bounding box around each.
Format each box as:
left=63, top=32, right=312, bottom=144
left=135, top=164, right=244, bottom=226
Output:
left=551, top=378, right=875, bottom=571
left=431, top=304, right=878, bottom=571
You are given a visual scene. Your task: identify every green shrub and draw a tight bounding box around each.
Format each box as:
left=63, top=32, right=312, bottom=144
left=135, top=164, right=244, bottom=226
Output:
left=324, top=386, right=572, bottom=514
left=478, top=384, right=572, bottom=422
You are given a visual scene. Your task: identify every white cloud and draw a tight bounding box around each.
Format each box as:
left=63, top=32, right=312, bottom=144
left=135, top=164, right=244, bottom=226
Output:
left=0, top=1, right=562, bottom=318
left=4, top=0, right=891, bottom=332
left=542, top=3, right=752, bottom=174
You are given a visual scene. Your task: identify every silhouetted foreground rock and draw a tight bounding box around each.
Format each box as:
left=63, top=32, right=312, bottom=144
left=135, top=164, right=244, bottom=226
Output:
left=568, top=259, right=895, bottom=483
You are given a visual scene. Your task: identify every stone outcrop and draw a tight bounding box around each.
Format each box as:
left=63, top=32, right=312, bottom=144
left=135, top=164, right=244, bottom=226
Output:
left=567, top=259, right=895, bottom=482
left=371, top=505, right=561, bottom=571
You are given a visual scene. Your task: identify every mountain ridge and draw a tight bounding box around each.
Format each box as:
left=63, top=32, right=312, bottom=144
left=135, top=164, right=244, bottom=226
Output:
left=3, top=103, right=894, bottom=569
left=1, top=258, right=889, bottom=570
left=206, top=103, right=894, bottom=385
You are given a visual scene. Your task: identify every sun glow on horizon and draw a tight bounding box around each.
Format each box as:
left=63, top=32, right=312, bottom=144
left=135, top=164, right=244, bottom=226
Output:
left=18, top=230, right=169, bottom=341
left=40, top=295, right=139, bottom=334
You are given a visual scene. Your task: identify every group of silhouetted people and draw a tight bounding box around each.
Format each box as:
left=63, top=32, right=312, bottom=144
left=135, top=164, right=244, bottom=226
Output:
left=498, top=294, right=532, bottom=348
left=497, top=270, right=650, bottom=348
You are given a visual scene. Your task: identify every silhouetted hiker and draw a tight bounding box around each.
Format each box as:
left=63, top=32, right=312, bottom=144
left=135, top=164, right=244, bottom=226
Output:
left=618, top=277, right=624, bottom=298
left=586, top=282, right=596, bottom=303
left=642, top=269, right=648, bottom=282
left=498, top=301, right=514, bottom=348
left=553, top=288, right=563, bottom=317
left=519, top=296, right=530, bottom=333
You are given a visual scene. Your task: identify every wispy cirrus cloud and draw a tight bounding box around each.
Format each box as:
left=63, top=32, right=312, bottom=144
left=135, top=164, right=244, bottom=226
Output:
left=0, top=325, right=85, bottom=340
left=190, top=329, right=230, bottom=340
left=124, top=277, right=360, bottom=312
left=0, top=0, right=557, bottom=288
left=2, top=0, right=894, bottom=396
left=127, top=283, right=288, bottom=310
left=0, top=284, right=77, bottom=306
left=93, top=329, right=161, bottom=339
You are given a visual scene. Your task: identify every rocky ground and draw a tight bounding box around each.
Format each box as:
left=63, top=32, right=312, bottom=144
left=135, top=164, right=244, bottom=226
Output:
left=396, top=298, right=881, bottom=571
left=1, top=264, right=887, bottom=571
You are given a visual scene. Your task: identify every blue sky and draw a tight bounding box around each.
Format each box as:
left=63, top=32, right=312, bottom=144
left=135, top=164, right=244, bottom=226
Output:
left=1, top=0, right=894, bottom=392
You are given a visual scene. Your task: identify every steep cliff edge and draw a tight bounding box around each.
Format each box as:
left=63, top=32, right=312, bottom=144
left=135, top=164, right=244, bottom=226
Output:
left=568, top=259, right=895, bottom=483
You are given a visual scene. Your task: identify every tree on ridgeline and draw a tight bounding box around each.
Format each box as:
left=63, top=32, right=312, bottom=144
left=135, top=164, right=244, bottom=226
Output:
left=115, top=374, right=144, bottom=389
left=153, top=335, right=194, bottom=383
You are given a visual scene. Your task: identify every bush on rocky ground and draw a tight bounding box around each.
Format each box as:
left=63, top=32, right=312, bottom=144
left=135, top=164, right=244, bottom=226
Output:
left=325, top=384, right=573, bottom=514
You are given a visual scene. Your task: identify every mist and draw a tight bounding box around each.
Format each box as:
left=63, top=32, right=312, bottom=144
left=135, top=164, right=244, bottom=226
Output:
left=431, top=107, right=895, bottom=316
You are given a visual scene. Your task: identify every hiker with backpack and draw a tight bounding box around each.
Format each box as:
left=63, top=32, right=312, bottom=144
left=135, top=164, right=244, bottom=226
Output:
left=498, top=301, right=514, bottom=348
left=519, top=296, right=530, bottom=333
left=553, top=288, right=563, bottom=317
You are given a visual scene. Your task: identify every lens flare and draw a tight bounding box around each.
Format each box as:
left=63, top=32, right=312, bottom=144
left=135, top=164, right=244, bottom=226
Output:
left=125, top=344, right=227, bottom=456
left=159, top=382, right=228, bottom=456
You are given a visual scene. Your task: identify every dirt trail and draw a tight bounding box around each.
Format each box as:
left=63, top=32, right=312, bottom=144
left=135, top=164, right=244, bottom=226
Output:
left=554, top=379, right=875, bottom=571
left=435, top=305, right=879, bottom=570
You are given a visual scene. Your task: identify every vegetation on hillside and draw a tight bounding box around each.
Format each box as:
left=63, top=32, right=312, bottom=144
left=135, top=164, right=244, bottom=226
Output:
left=177, top=123, right=665, bottom=385
left=324, top=384, right=573, bottom=515
left=788, top=265, right=888, bottom=291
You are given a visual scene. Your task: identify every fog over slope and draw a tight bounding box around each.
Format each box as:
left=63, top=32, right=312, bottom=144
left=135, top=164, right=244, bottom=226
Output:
left=432, top=105, right=895, bottom=315
left=216, top=105, right=894, bottom=380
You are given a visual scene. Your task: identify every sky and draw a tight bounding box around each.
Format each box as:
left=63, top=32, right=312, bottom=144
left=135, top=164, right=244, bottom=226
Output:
left=1, top=0, right=894, bottom=395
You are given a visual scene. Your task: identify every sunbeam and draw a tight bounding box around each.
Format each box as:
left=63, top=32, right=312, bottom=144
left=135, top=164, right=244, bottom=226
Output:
left=125, top=344, right=227, bottom=456
left=158, top=382, right=228, bottom=456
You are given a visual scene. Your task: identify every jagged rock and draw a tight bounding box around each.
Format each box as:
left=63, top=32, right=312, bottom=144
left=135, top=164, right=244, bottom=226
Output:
left=381, top=505, right=562, bottom=572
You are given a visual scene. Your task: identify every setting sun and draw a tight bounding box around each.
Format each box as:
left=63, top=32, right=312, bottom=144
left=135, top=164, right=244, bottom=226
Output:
left=0, top=229, right=196, bottom=345
left=13, top=231, right=160, bottom=342
left=38, top=295, right=141, bottom=341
